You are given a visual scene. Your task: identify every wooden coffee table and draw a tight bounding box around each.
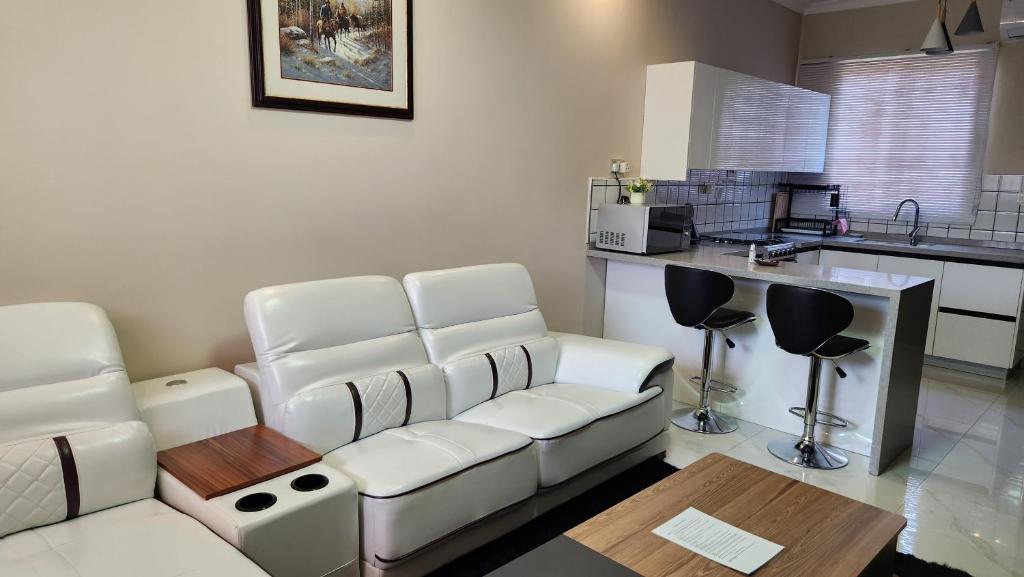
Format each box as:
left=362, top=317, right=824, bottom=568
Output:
left=565, top=453, right=906, bottom=577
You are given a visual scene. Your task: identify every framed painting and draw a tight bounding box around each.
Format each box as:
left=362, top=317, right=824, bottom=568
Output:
left=247, top=0, right=412, bottom=119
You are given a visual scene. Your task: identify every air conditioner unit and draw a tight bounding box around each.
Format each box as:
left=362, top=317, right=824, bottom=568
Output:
left=1003, top=0, right=1024, bottom=41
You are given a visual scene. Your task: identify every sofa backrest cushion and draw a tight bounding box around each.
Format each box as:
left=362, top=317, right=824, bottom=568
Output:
left=280, top=364, right=446, bottom=454
left=0, top=302, right=126, bottom=392
left=0, top=421, right=156, bottom=538
left=245, top=276, right=446, bottom=453
left=0, top=303, right=138, bottom=445
left=403, top=264, right=557, bottom=416
left=441, top=337, right=558, bottom=417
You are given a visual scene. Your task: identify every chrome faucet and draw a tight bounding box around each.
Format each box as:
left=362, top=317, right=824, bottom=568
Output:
left=893, top=199, right=923, bottom=246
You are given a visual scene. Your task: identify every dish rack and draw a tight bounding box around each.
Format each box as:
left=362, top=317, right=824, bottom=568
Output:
left=772, top=184, right=845, bottom=236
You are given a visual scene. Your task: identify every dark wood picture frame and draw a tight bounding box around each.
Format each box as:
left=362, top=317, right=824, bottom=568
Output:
left=246, top=0, right=413, bottom=119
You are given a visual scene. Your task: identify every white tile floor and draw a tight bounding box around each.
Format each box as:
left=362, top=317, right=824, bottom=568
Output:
left=665, top=368, right=1024, bottom=577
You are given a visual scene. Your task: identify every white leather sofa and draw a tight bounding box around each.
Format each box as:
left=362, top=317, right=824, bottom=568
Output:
left=132, top=369, right=361, bottom=577
left=239, top=263, right=674, bottom=577
left=0, top=303, right=268, bottom=577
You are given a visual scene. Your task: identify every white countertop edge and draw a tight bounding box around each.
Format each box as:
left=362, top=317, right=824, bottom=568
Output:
left=587, top=248, right=934, bottom=297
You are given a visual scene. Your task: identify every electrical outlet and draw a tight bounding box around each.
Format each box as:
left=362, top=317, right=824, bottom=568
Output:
left=609, top=158, right=631, bottom=175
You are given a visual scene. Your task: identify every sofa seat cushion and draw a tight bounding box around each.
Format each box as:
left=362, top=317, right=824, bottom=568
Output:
left=323, top=420, right=537, bottom=564
left=0, top=498, right=267, bottom=577
left=454, top=383, right=666, bottom=487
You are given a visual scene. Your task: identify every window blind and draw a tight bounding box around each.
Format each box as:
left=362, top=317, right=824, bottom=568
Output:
left=795, top=48, right=997, bottom=224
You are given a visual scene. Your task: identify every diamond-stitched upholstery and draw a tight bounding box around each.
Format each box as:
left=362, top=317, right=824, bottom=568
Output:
left=0, top=438, right=67, bottom=538
left=440, top=337, right=559, bottom=417
left=491, top=345, right=529, bottom=397
left=354, top=371, right=409, bottom=440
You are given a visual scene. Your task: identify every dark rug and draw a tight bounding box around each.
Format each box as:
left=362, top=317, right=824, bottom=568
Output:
left=427, top=458, right=974, bottom=577
left=894, top=553, right=974, bottom=577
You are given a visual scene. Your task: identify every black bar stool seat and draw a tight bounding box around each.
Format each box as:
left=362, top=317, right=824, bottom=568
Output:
left=813, top=335, right=870, bottom=360
left=765, top=283, right=870, bottom=470
left=665, top=266, right=756, bottom=435
left=700, top=308, right=758, bottom=331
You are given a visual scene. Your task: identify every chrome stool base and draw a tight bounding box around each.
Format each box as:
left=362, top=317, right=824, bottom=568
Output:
left=671, top=406, right=738, bottom=435
left=767, top=437, right=849, bottom=470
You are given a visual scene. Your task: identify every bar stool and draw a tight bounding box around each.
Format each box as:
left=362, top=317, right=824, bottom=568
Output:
left=665, top=266, right=756, bottom=434
left=765, top=284, right=870, bottom=470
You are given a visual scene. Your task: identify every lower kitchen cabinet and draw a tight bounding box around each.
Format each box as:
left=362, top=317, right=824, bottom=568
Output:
left=817, top=246, right=1024, bottom=371
left=795, top=249, right=819, bottom=265
left=876, top=255, right=943, bottom=355
left=932, top=312, right=1017, bottom=368
left=938, top=262, right=1024, bottom=318
left=820, top=249, right=879, bottom=271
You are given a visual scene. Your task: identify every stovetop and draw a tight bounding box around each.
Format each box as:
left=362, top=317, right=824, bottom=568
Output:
left=700, top=232, right=788, bottom=246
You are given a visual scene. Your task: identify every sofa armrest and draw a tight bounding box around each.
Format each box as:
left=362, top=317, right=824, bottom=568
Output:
left=552, top=332, right=674, bottom=394
left=158, top=464, right=359, bottom=577
left=132, top=368, right=258, bottom=451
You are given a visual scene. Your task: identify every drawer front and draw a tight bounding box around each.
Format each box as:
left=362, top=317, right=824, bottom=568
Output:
left=876, top=255, right=942, bottom=355
left=820, top=250, right=879, bottom=271
left=932, top=312, right=1016, bottom=368
left=938, top=262, right=1023, bottom=318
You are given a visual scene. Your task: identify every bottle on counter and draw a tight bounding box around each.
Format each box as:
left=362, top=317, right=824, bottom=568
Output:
left=748, top=243, right=757, bottom=264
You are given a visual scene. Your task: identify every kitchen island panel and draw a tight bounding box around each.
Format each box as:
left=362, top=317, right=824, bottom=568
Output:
left=593, top=246, right=933, bottom=475
left=604, top=259, right=886, bottom=460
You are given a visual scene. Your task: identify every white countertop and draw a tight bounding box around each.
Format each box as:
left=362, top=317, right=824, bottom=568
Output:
left=587, top=245, right=934, bottom=297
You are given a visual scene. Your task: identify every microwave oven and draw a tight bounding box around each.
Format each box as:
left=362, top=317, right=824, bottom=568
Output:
left=595, top=204, right=694, bottom=255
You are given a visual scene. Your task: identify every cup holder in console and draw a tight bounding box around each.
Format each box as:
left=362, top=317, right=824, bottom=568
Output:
left=235, top=492, right=278, bottom=512
left=291, top=473, right=330, bottom=492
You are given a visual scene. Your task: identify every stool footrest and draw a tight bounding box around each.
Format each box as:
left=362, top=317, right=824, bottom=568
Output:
left=689, top=376, right=738, bottom=394
left=788, top=407, right=849, bottom=428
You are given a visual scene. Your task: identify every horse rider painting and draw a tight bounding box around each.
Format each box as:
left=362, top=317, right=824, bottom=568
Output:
left=319, top=1, right=333, bottom=22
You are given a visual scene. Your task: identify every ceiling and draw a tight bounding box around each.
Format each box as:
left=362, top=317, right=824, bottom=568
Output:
left=772, top=0, right=920, bottom=14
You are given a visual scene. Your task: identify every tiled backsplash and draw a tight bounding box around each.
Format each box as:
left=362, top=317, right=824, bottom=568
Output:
left=791, top=174, right=1024, bottom=243
left=588, top=172, right=1024, bottom=245
left=587, top=171, right=786, bottom=243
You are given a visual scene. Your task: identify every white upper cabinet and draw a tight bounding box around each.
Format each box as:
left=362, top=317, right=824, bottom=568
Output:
left=711, top=70, right=788, bottom=172
left=784, top=87, right=830, bottom=173
left=641, top=62, right=830, bottom=180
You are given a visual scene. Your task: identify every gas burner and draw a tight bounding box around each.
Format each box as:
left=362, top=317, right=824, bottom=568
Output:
left=701, top=232, right=787, bottom=246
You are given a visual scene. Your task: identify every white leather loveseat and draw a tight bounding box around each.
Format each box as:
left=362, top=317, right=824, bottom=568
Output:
left=0, top=303, right=268, bottom=577
left=238, top=263, right=674, bottom=577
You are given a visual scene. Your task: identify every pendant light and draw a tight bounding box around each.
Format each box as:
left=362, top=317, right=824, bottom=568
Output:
left=921, top=0, right=954, bottom=55
left=955, top=0, right=985, bottom=36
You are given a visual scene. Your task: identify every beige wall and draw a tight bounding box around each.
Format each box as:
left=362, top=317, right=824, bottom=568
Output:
left=644, top=0, right=802, bottom=84
left=0, top=0, right=801, bottom=380
left=800, top=0, right=1023, bottom=174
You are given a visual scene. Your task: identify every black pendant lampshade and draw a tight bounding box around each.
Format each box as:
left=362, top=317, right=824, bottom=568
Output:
left=955, top=0, right=985, bottom=36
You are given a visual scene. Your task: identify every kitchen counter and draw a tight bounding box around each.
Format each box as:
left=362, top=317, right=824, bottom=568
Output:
left=586, top=244, right=933, bottom=297
left=587, top=242, right=934, bottom=476
left=795, top=233, right=1024, bottom=267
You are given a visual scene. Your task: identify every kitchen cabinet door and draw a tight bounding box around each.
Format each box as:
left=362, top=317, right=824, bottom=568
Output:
left=820, top=250, right=879, bottom=271
left=876, top=255, right=943, bottom=355
left=794, top=250, right=820, bottom=265
left=938, top=262, right=1023, bottom=318
left=783, top=88, right=830, bottom=173
left=640, top=62, right=718, bottom=180
left=932, top=312, right=1017, bottom=368
left=710, top=70, right=787, bottom=172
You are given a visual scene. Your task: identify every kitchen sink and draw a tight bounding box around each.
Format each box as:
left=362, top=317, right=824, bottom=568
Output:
left=852, top=239, right=936, bottom=249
